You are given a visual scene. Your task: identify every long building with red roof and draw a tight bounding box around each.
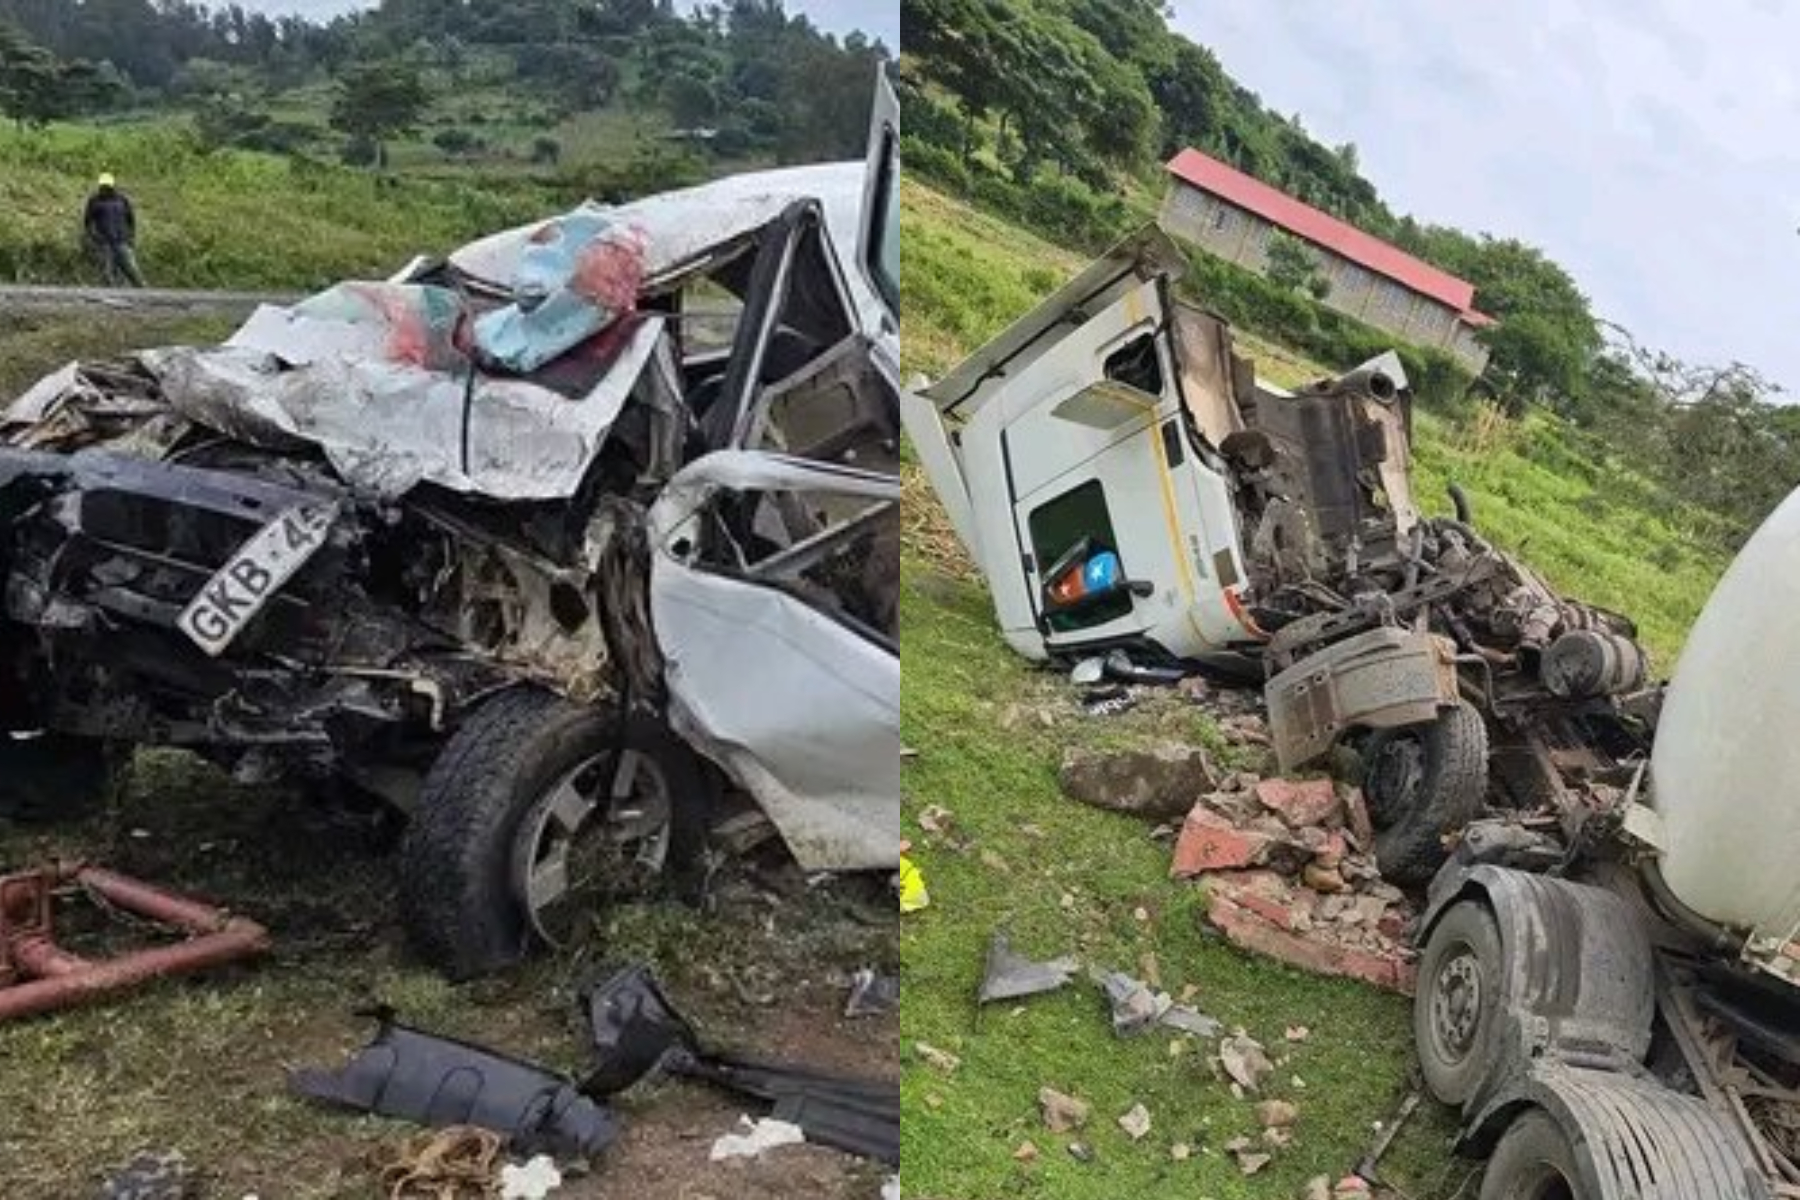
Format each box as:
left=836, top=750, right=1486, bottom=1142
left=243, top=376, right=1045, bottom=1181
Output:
left=1161, top=147, right=1493, bottom=371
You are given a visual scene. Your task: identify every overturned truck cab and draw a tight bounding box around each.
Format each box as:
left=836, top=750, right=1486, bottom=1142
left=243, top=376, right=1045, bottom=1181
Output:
left=0, top=73, right=903, bottom=978
left=904, top=225, right=1653, bottom=885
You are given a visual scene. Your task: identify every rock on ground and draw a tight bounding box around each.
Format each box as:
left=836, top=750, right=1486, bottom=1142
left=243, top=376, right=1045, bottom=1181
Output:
left=1059, top=743, right=1218, bottom=819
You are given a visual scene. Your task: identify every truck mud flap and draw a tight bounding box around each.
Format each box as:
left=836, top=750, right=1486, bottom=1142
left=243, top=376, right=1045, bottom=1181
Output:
left=1465, top=1064, right=1770, bottom=1200
left=1265, top=626, right=1459, bottom=771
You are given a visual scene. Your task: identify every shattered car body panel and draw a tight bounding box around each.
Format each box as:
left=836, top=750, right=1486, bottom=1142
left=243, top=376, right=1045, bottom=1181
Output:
left=0, top=114, right=901, bottom=889
left=649, top=452, right=899, bottom=871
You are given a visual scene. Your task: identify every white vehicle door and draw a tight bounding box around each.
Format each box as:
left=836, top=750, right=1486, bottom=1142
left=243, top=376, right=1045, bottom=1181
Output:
left=648, top=452, right=898, bottom=872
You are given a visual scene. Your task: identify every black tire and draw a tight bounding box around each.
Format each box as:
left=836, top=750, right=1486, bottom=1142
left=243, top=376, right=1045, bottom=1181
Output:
left=0, top=734, right=125, bottom=823
left=1363, top=701, right=1489, bottom=885
left=1415, top=900, right=1506, bottom=1107
left=1479, top=1110, right=1590, bottom=1200
left=398, top=688, right=712, bottom=979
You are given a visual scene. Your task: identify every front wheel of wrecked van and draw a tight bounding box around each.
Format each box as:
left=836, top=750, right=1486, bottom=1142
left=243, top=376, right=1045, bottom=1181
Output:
left=398, top=687, right=715, bottom=979
left=1362, top=701, right=1489, bottom=885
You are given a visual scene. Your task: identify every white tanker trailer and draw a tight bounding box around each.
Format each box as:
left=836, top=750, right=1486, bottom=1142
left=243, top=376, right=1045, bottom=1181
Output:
left=1415, top=485, right=1800, bottom=1199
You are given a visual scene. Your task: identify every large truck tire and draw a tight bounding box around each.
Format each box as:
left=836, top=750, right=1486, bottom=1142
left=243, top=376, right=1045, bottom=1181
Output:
left=398, top=687, right=713, bottom=979
left=1479, top=1110, right=1588, bottom=1200
left=1415, top=899, right=1506, bottom=1106
left=0, top=734, right=125, bottom=823
left=1362, top=701, right=1488, bottom=884
left=1474, top=1080, right=1770, bottom=1200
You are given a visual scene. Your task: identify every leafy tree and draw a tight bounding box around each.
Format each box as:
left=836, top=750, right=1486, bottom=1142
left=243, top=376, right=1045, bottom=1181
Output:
left=330, top=61, right=430, bottom=171
left=0, top=20, right=61, bottom=125
left=432, top=127, right=478, bottom=158
left=1262, top=231, right=1328, bottom=299
left=661, top=71, right=716, bottom=126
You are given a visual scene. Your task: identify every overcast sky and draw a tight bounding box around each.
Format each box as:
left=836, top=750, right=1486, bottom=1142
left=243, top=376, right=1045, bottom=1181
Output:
left=225, top=0, right=895, bottom=47
left=1173, top=1, right=1799, bottom=391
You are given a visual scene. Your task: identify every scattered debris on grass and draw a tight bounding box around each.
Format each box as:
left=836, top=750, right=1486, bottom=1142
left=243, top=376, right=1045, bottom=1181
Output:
left=977, top=932, right=1078, bottom=1003
left=709, top=1116, right=807, bottom=1161
left=0, top=862, right=269, bottom=1023
left=1098, top=967, right=1221, bottom=1038
left=899, top=855, right=930, bottom=912
left=844, top=967, right=899, bottom=1016
left=579, top=966, right=899, bottom=1164
left=1038, top=1086, right=1091, bottom=1132
left=1117, top=1102, right=1152, bottom=1140
left=915, top=1042, right=961, bottom=1074
left=1013, top=1140, right=1040, bottom=1162
left=498, top=1155, right=564, bottom=1200
left=1067, top=1141, right=1095, bottom=1163
left=1257, top=1099, right=1300, bottom=1129
left=291, top=1011, right=618, bottom=1159
left=378, top=1126, right=505, bottom=1200
left=1223, top=1137, right=1272, bottom=1175
left=1218, top=1032, right=1274, bottom=1092
left=1059, top=742, right=1217, bottom=819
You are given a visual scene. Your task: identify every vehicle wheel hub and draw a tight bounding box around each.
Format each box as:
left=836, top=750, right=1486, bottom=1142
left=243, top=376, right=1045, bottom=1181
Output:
left=511, top=748, right=672, bottom=948
left=1432, top=950, right=1484, bottom=1059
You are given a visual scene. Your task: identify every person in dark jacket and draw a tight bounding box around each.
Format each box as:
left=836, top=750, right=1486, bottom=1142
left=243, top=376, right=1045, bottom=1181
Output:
left=83, top=172, right=145, bottom=288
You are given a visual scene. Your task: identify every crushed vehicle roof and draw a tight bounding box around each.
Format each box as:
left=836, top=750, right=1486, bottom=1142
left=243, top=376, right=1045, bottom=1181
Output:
left=9, top=183, right=863, bottom=503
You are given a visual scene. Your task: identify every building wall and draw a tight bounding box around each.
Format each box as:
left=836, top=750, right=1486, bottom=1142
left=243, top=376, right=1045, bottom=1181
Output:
left=1160, top=181, right=1491, bottom=374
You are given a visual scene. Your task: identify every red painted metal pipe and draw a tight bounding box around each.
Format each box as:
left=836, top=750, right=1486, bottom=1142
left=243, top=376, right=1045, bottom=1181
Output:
left=0, top=862, right=270, bottom=1023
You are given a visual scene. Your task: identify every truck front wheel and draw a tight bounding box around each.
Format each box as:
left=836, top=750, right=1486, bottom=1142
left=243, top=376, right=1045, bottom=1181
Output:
left=1415, top=898, right=1506, bottom=1106
left=1479, top=1110, right=1588, bottom=1200
left=1362, top=701, right=1488, bottom=884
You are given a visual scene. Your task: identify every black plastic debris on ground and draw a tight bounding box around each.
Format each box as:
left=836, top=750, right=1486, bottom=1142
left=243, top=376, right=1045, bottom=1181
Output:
left=844, top=967, right=899, bottom=1017
left=580, top=964, right=900, bottom=1165
left=977, top=932, right=1078, bottom=1004
left=288, top=1005, right=618, bottom=1160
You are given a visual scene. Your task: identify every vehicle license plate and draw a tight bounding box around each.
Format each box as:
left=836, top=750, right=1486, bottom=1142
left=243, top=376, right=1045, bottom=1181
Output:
left=177, top=502, right=339, bottom=656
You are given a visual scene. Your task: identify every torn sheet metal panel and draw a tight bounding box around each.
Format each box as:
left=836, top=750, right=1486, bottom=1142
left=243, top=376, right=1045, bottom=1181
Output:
left=648, top=451, right=900, bottom=873
left=978, top=933, right=1079, bottom=1004
left=290, top=1008, right=618, bottom=1159
left=140, top=314, right=663, bottom=500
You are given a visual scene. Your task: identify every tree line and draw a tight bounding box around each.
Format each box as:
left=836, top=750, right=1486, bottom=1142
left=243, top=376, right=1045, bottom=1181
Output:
left=901, top=0, right=1796, bottom=551
left=0, top=0, right=888, bottom=170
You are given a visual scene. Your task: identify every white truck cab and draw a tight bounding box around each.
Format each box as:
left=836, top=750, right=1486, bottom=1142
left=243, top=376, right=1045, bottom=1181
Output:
left=903, top=226, right=1414, bottom=669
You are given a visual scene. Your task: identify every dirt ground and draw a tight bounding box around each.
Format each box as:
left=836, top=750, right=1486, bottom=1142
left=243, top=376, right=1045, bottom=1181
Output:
left=0, top=750, right=896, bottom=1198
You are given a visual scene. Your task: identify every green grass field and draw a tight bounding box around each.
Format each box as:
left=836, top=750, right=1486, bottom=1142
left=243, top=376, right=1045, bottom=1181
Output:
left=0, top=121, right=556, bottom=291
left=897, top=180, right=1736, bottom=1198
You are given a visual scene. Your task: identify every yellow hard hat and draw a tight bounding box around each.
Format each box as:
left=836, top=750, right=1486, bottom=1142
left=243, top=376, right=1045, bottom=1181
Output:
left=97, top=172, right=115, bottom=188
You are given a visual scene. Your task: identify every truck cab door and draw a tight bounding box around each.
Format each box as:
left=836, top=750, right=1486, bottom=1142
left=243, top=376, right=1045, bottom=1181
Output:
left=995, top=278, right=1253, bottom=659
